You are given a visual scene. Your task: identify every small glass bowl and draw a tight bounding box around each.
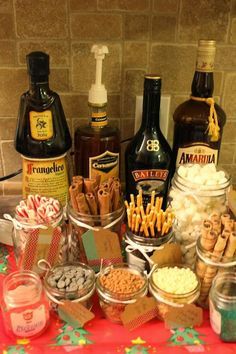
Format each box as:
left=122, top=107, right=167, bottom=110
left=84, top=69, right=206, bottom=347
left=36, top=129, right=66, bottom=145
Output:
left=96, top=263, right=148, bottom=324
left=44, top=262, right=95, bottom=311
left=149, top=264, right=201, bottom=321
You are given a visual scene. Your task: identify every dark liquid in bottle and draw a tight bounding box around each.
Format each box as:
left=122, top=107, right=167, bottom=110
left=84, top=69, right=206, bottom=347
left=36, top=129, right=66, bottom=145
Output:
left=74, top=124, right=120, bottom=181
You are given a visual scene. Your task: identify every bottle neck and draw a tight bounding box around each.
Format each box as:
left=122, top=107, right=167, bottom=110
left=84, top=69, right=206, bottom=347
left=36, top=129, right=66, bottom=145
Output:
left=89, top=104, right=108, bottom=128
left=191, top=71, right=214, bottom=98
left=141, top=90, right=161, bottom=131
left=29, top=77, right=51, bottom=100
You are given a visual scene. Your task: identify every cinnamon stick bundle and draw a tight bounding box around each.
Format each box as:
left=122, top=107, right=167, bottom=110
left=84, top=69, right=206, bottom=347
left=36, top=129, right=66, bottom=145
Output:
left=69, top=176, right=122, bottom=216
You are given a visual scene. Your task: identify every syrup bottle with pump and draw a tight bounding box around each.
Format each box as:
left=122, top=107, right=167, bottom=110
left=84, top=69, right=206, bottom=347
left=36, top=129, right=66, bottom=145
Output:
left=74, top=44, right=120, bottom=183
left=15, top=51, right=72, bottom=206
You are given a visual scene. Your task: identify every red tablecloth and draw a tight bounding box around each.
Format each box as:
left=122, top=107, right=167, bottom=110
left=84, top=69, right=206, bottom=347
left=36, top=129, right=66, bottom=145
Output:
left=1, top=244, right=236, bottom=354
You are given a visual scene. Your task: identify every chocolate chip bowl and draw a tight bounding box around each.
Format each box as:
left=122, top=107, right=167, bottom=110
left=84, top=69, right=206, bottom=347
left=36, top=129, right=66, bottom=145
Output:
left=43, top=262, right=95, bottom=311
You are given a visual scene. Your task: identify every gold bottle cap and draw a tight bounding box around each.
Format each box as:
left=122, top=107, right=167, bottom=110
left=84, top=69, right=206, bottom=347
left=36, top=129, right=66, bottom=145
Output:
left=196, top=39, right=216, bottom=72
left=144, top=74, right=161, bottom=80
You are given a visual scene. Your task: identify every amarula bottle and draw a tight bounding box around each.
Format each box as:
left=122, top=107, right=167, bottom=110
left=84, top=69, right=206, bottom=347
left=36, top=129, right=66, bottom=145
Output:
left=172, top=40, right=226, bottom=168
left=74, top=45, right=120, bottom=183
left=15, top=51, right=72, bottom=206
left=125, top=75, right=173, bottom=208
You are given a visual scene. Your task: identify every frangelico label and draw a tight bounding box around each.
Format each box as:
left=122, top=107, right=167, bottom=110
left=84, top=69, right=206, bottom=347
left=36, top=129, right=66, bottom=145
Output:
left=89, top=150, right=119, bottom=184
left=22, top=154, right=68, bottom=206
left=176, top=144, right=218, bottom=167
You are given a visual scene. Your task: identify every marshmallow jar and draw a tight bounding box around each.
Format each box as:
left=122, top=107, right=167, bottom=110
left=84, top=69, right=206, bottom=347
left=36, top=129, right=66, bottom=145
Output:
left=168, top=164, right=231, bottom=267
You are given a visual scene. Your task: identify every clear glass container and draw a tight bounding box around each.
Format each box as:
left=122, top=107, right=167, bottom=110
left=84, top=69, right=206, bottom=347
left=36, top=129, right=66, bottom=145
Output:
left=44, top=262, right=95, bottom=311
left=12, top=203, right=68, bottom=275
left=1, top=270, right=49, bottom=338
left=149, top=264, right=200, bottom=321
left=209, top=272, right=236, bottom=342
left=125, top=228, right=174, bottom=272
left=195, top=238, right=236, bottom=308
left=96, top=263, right=148, bottom=324
left=169, top=166, right=231, bottom=267
left=68, top=202, right=124, bottom=267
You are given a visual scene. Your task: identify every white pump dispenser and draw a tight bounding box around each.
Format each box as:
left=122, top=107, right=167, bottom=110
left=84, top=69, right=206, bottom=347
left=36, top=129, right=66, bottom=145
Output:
left=88, top=44, right=109, bottom=106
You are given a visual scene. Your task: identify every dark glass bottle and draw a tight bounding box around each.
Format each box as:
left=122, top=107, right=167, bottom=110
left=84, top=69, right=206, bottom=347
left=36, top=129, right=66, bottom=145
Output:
left=172, top=40, right=226, bottom=168
left=125, top=75, right=173, bottom=208
left=74, top=103, right=120, bottom=183
left=15, top=51, right=71, bottom=158
left=14, top=51, right=72, bottom=205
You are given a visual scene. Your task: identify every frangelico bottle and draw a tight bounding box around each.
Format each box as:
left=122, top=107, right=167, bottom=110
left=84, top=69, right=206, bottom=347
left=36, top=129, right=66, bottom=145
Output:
left=125, top=75, right=173, bottom=208
left=15, top=51, right=72, bottom=205
left=173, top=40, right=226, bottom=167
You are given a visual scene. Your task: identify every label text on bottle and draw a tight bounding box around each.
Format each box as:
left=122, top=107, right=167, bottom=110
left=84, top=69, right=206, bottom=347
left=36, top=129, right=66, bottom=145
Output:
left=176, top=144, right=218, bottom=167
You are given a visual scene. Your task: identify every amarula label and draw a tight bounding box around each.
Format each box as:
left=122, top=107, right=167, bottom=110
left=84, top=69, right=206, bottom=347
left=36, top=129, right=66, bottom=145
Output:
left=176, top=144, right=218, bottom=167
left=22, top=154, right=68, bottom=206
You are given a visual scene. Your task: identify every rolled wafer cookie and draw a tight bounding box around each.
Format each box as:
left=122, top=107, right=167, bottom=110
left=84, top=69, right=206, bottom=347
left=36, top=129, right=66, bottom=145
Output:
left=212, top=220, right=221, bottom=234
left=221, top=213, right=231, bottom=226
left=223, top=231, right=236, bottom=258
left=111, top=181, right=121, bottom=212
left=69, top=184, right=79, bottom=211
left=76, top=193, right=91, bottom=215
left=200, top=224, right=218, bottom=252
left=224, top=219, right=234, bottom=232
left=86, top=192, right=98, bottom=215
left=98, top=189, right=110, bottom=215
left=84, top=178, right=97, bottom=194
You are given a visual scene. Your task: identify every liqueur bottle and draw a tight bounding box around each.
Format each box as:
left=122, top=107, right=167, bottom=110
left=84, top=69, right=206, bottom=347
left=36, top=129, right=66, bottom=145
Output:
left=74, top=44, right=120, bottom=183
left=15, top=51, right=72, bottom=206
left=125, top=75, right=173, bottom=208
left=172, top=40, right=226, bottom=167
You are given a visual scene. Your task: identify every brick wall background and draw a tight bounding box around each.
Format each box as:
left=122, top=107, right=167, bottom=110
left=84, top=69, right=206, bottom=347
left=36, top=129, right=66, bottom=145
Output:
left=0, top=0, right=236, bottom=194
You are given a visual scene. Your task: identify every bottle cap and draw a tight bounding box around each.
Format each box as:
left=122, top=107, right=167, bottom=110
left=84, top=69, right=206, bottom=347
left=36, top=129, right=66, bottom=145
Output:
left=144, top=74, right=161, bottom=92
left=26, top=51, right=50, bottom=78
left=88, top=44, right=108, bottom=105
left=196, top=39, right=216, bottom=72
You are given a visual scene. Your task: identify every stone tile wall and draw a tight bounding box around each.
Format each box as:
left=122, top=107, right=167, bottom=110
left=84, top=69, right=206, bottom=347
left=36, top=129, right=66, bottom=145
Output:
left=0, top=0, right=236, bottom=194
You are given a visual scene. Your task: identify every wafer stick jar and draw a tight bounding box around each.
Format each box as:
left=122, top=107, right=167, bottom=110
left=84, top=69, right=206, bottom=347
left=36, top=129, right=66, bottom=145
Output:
left=169, top=164, right=231, bottom=267
left=195, top=237, right=236, bottom=308
left=7, top=196, right=68, bottom=275
left=67, top=202, right=124, bottom=266
left=149, top=264, right=200, bottom=321
left=96, top=263, right=148, bottom=323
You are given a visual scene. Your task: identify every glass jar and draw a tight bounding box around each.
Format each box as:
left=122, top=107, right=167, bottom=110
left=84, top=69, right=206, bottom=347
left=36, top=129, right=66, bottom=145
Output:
left=209, top=272, right=236, bottom=342
left=44, top=262, right=95, bottom=311
left=125, top=228, right=174, bottom=272
left=149, top=264, right=200, bottom=321
left=169, top=166, right=231, bottom=267
left=68, top=202, right=124, bottom=270
left=1, top=270, right=49, bottom=338
left=11, top=203, right=68, bottom=275
left=195, top=238, right=236, bottom=308
left=96, top=263, right=148, bottom=324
